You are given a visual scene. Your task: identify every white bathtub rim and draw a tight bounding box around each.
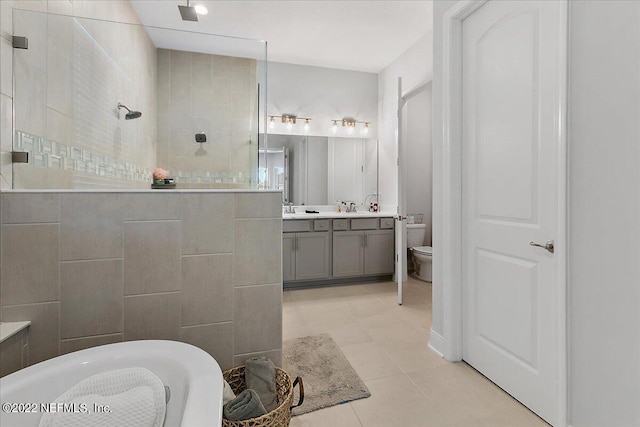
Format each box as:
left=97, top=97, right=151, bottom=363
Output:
left=0, top=340, right=223, bottom=427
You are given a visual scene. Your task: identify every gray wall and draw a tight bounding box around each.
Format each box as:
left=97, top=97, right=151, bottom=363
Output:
left=568, top=1, right=640, bottom=426
left=156, top=49, right=257, bottom=188
left=259, top=61, right=378, bottom=138
left=0, top=190, right=283, bottom=375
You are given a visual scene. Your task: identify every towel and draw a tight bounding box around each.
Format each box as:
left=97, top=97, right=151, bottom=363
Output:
left=223, top=389, right=267, bottom=421
left=223, top=380, right=236, bottom=405
left=39, top=367, right=166, bottom=427
left=245, top=356, right=278, bottom=412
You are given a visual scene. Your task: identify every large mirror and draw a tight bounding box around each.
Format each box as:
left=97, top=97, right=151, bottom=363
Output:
left=259, top=134, right=378, bottom=206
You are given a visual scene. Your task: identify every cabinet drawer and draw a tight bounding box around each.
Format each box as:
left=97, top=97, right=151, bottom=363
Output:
left=380, top=218, right=395, bottom=229
left=283, top=220, right=311, bottom=233
left=333, top=219, right=350, bottom=230
left=314, top=219, right=330, bottom=231
left=351, top=218, right=378, bottom=230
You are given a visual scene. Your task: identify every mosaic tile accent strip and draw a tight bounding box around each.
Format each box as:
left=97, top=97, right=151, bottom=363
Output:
left=14, top=130, right=253, bottom=185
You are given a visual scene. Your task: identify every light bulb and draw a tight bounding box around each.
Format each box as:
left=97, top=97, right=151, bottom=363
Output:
left=304, top=120, right=310, bottom=133
left=362, top=123, right=369, bottom=136
left=286, top=121, right=293, bottom=131
left=194, top=4, right=208, bottom=15
left=331, top=121, right=338, bottom=134
left=269, top=117, right=275, bottom=129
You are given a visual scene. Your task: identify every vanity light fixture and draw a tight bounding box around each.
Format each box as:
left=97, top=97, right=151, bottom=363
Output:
left=268, top=114, right=312, bottom=133
left=331, top=117, right=371, bottom=136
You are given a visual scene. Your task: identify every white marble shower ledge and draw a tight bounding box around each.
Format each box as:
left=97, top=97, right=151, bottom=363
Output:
left=0, top=322, right=31, bottom=344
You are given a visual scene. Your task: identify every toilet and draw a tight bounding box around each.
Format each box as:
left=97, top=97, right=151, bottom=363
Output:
left=406, top=223, right=432, bottom=282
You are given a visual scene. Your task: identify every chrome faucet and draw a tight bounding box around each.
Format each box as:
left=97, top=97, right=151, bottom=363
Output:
left=284, top=202, right=295, bottom=214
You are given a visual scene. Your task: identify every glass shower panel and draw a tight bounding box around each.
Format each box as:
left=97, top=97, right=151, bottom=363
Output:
left=11, top=9, right=267, bottom=189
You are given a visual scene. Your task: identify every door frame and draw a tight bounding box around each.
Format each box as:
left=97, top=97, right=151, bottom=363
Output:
left=397, top=75, right=433, bottom=305
left=437, top=0, right=568, bottom=425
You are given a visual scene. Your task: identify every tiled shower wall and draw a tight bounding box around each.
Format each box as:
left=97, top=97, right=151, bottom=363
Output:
left=0, top=0, right=157, bottom=189
left=0, top=190, right=283, bottom=375
left=156, top=49, right=257, bottom=189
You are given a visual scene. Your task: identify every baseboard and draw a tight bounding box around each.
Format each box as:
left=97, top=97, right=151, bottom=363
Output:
left=428, top=329, right=445, bottom=358
left=283, top=275, right=393, bottom=289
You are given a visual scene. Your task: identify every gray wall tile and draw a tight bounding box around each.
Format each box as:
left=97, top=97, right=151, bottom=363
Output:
left=60, top=193, right=124, bottom=261
left=234, top=219, right=282, bottom=286
left=234, top=349, right=283, bottom=369
left=124, top=293, right=180, bottom=341
left=0, top=332, right=24, bottom=377
left=124, top=221, right=181, bottom=295
left=123, top=193, right=181, bottom=221
left=2, top=302, right=60, bottom=365
left=1, top=193, right=60, bottom=224
left=181, top=322, right=233, bottom=370
left=181, top=254, right=233, bottom=326
left=181, top=194, right=234, bottom=255
left=1, top=224, right=59, bottom=305
left=234, top=284, right=282, bottom=354
left=61, top=333, right=123, bottom=355
left=234, top=193, right=282, bottom=219
left=60, top=259, right=123, bottom=339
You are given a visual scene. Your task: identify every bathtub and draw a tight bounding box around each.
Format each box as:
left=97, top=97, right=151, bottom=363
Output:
left=0, top=340, right=223, bottom=427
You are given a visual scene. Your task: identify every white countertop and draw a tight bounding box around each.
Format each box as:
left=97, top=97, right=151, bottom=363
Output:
left=283, top=211, right=396, bottom=220
left=0, top=321, right=31, bottom=344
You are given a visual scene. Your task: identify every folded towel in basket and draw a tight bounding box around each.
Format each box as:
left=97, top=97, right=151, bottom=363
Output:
left=223, top=389, right=267, bottom=421
left=245, top=356, right=278, bottom=412
left=223, top=380, right=236, bottom=405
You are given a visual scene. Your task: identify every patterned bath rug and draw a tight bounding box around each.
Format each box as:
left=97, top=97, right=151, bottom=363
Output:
left=282, top=333, right=371, bottom=416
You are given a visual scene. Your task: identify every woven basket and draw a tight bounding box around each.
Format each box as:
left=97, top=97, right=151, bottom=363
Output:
left=222, top=366, right=303, bottom=427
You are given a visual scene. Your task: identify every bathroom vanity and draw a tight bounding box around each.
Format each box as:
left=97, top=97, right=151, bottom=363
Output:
left=282, top=212, right=395, bottom=289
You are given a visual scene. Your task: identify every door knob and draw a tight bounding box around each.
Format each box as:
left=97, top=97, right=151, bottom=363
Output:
left=530, top=240, right=554, bottom=254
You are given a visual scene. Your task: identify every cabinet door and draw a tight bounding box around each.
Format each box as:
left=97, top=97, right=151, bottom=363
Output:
left=282, top=234, right=296, bottom=282
left=295, top=233, right=330, bottom=280
left=364, top=229, right=395, bottom=275
left=333, top=231, right=364, bottom=277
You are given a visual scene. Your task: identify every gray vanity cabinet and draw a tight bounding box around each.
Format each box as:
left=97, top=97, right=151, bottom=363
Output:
left=333, top=229, right=395, bottom=277
left=282, top=234, right=296, bottom=282
left=363, top=229, right=395, bottom=274
left=282, top=230, right=330, bottom=281
left=333, top=231, right=366, bottom=277
left=283, top=217, right=394, bottom=287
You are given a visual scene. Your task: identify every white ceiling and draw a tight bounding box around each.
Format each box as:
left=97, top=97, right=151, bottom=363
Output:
left=129, top=1, right=433, bottom=73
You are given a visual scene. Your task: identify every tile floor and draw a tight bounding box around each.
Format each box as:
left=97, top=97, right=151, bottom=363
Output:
left=283, top=277, right=549, bottom=427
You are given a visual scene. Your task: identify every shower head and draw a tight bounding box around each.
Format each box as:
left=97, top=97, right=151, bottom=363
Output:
left=117, top=103, right=142, bottom=120
left=178, top=0, right=198, bottom=21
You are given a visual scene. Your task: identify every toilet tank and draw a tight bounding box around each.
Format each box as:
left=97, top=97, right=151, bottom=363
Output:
left=406, top=224, right=426, bottom=247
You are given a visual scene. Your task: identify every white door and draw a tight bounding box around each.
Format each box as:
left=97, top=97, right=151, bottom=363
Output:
left=461, top=1, right=565, bottom=425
